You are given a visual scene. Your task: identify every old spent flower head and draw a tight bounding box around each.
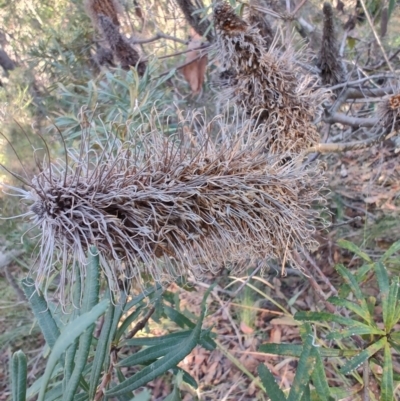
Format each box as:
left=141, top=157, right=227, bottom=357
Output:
left=317, top=2, right=346, bottom=86
left=377, top=89, right=400, bottom=135
left=3, top=111, right=326, bottom=302
left=212, top=1, right=326, bottom=155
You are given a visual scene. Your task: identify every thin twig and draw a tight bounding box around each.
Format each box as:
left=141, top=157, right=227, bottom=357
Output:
left=323, top=112, right=379, bottom=127
left=302, top=251, right=338, bottom=296
left=363, top=359, right=370, bottom=401
left=358, top=0, right=393, bottom=72
left=132, top=32, right=187, bottom=45
left=328, top=77, right=397, bottom=92
left=304, top=131, right=386, bottom=155
left=292, top=251, right=336, bottom=314
left=158, top=43, right=210, bottom=59
left=155, top=54, right=203, bottom=79
left=126, top=305, right=155, bottom=339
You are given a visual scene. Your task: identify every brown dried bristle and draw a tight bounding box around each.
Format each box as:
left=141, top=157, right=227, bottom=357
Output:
left=13, top=113, right=325, bottom=300
left=98, top=15, right=146, bottom=74
left=377, top=92, right=400, bottom=133
left=84, top=0, right=122, bottom=27
left=317, top=2, right=345, bottom=86
left=213, top=1, right=324, bottom=155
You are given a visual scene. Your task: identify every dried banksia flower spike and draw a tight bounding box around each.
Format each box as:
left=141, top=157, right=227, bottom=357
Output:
left=84, top=0, right=122, bottom=27
left=98, top=15, right=146, bottom=75
left=213, top=1, right=325, bottom=155
left=6, top=112, right=325, bottom=303
left=247, top=0, right=275, bottom=49
left=377, top=89, right=400, bottom=135
left=317, top=2, right=345, bottom=86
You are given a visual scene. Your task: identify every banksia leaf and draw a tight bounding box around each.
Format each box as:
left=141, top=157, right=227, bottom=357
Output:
left=98, top=15, right=146, bottom=75
left=317, top=2, right=345, bottom=86
left=8, top=112, right=325, bottom=302
left=213, top=1, right=324, bottom=155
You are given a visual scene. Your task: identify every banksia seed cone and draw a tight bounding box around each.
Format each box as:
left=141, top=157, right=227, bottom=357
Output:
left=11, top=115, right=325, bottom=299
left=377, top=92, right=400, bottom=134
left=213, top=1, right=323, bottom=155
left=317, top=2, right=345, bottom=86
left=94, top=45, right=115, bottom=67
left=98, top=15, right=146, bottom=74
left=84, top=0, right=122, bottom=27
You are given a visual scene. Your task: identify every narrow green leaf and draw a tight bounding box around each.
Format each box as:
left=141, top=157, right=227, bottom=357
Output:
left=374, top=262, right=390, bottom=327
left=37, top=299, right=109, bottom=401
left=170, top=367, right=198, bottom=389
left=384, top=276, right=399, bottom=332
left=11, top=351, right=27, bottom=401
left=81, top=247, right=100, bottom=313
left=106, top=286, right=213, bottom=397
left=64, top=269, right=82, bottom=391
left=259, top=343, right=358, bottom=358
left=381, top=240, right=400, bottom=262
left=43, top=383, right=63, bottom=401
left=125, top=330, right=193, bottom=347
left=124, top=286, right=161, bottom=312
left=340, top=337, right=386, bottom=375
left=381, top=342, right=394, bottom=401
left=287, top=334, right=316, bottom=401
left=128, top=389, right=151, bottom=401
left=300, top=384, right=310, bottom=401
left=337, top=240, right=372, bottom=262
left=63, top=248, right=101, bottom=401
left=163, top=371, right=183, bottom=401
left=114, top=368, right=133, bottom=401
left=26, top=366, right=64, bottom=399
left=389, top=332, right=400, bottom=343
left=198, top=329, right=217, bottom=351
left=327, top=296, right=372, bottom=324
left=163, top=305, right=195, bottom=329
left=72, top=393, right=88, bottom=401
left=115, top=305, right=144, bottom=342
left=22, top=278, right=60, bottom=348
left=335, top=265, right=372, bottom=324
left=310, top=347, right=331, bottom=401
left=257, top=364, right=286, bottom=401
left=295, top=312, right=383, bottom=335
left=118, top=343, right=178, bottom=367
left=88, top=294, right=115, bottom=400
left=388, top=0, right=396, bottom=19
left=327, top=325, right=386, bottom=340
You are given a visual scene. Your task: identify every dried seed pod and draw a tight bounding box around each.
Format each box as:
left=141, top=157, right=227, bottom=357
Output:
left=317, top=2, right=346, bottom=86
left=377, top=92, right=400, bottom=134
left=8, top=113, right=325, bottom=301
left=213, top=1, right=324, bottom=155
left=98, top=15, right=146, bottom=74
